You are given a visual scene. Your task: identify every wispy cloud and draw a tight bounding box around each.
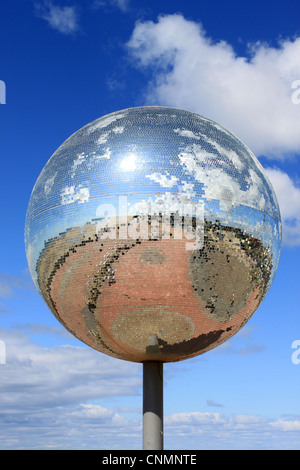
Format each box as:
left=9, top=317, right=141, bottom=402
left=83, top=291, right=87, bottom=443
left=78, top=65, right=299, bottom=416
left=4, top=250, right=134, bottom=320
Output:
left=0, top=301, right=10, bottom=315
left=212, top=326, right=265, bottom=356
left=0, top=327, right=141, bottom=448
left=165, top=411, right=300, bottom=449
left=207, top=399, right=224, bottom=408
left=92, top=0, right=130, bottom=12
left=12, top=322, right=73, bottom=339
left=34, top=1, right=79, bottom=35
left=0, top=273, right=35, bottom=299
left=215, top=341, right=265, bottom=356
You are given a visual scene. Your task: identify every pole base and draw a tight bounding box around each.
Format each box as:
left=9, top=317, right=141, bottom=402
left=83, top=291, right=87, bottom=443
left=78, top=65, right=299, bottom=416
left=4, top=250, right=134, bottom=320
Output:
left=143, top=361, right=164, bottom=450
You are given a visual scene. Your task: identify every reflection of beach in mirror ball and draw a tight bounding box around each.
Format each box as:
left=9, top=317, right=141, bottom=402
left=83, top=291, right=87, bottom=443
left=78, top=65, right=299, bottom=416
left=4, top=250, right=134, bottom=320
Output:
left=25, top=107, right=281, bottom=363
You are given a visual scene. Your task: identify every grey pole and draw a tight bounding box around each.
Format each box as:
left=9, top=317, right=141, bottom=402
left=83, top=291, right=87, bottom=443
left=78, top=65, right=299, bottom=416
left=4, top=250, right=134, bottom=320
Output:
left=143, top=361, right=164, bottom=450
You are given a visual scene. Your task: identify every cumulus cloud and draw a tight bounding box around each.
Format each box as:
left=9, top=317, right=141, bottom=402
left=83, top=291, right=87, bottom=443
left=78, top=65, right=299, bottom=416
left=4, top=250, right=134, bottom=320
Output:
left=35, top=1, right=79, bottom=35
left=266, top=167, right=300, bottom=245
left=271, top=419, right=300, bottom=432
left=127, top=14, right=300, bottom=159
left=0, top=328, right=140, bottom=408
left=0, top=328, right=141, bottom=449
left=127, top=14, right=300, bottom=245
left=165, top=411, right=300, bottom=450
left=0, top=327, right=299, bottom=449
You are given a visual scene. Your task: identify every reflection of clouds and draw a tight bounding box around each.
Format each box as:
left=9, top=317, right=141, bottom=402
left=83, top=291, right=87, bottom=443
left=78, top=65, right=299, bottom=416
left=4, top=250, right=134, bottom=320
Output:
left=180, top=143, right=216, bottom=164
left=145, top=171, right=197, bottom=198
left=146, top=172, right=178, bottom=188
left=130, top=191, right=200, bottom=216
left=174, top=125, right=245, bottom=170
left=198, top=134, right=246, bottom=171
left=44, top=172, right=57, bottom=195
left=246, top=168, right=268, bottom=211
left=96, top=126, right=125, bottom=145
left=25, top=242, right=38, bottom=287
left=173, top=120, right=278, bottom=217
left=181, top=181, right=196, bottom=197
left=71, top=152, right=86, bottom=177
left=25, top=107, right=282, bottom=294
left=178, top=143, right=273, bottom=214
left=70, top=149, right=111, bottom=179
left=94, top=148, right=111, bottom=161
left=174, top=128, right=201, bottom=140
left=112, top=126, right=124, bottom=134
left=97, top=132, right=110, bottom=145
left=85, top=111, right=127, bottom=135
left=68, top=116, right=126, bottom=179
left=61, top=186, right=90, bottom=205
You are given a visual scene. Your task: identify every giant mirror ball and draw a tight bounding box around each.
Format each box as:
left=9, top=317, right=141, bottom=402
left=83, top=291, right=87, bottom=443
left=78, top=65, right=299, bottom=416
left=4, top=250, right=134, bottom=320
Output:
left=25, top=107, right=281, bottom=363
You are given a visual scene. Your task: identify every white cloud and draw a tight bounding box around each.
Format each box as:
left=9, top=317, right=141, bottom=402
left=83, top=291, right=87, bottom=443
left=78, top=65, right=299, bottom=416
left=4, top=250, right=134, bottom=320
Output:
left=164, top=411, right=300, bottom=449
left=266, top=168, right=300, bottom=245
left=0, top=327, right=141, bottom=448
left=71, top=403, right=121, bottom=422
left=0, top=327, right=299, bottom=449
left=166, top=412, right=225, bottom=426
left=35, top=1, right=79, bottom=35
left=127, top=14, right=300, bottom=246
left=0, top=329, right=141, bottom=442
left=0, top=328, right=140, bottom=406
left=127, top=14, right=300, bottom=159
left=271, top=420, right=300, bottom=432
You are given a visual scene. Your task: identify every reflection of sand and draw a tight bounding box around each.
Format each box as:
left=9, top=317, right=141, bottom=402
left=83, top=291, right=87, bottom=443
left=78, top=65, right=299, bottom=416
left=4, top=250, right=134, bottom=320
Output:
left=189, top=222, right=272, bottom=322
left=36, top=219, right=272, bottom=363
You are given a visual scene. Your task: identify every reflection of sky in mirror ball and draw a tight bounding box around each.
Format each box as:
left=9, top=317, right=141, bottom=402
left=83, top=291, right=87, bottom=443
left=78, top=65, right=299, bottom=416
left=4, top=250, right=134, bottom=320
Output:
left=25, top=107, right=281, bottom=363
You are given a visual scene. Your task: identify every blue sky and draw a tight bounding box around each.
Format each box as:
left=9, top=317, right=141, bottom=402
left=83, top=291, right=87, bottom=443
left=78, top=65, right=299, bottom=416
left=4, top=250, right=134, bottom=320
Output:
left=0, top=0, right=299, bottom=450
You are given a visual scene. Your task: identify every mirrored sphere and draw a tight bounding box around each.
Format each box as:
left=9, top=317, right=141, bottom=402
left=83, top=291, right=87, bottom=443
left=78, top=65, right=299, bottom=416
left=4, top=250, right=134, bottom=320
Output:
left=25, top=107, right=281, bottom=362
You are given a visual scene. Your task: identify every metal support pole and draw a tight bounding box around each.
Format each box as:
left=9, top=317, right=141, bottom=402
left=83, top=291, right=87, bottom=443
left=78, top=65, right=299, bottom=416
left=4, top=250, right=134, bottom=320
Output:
left=143, top=361, right=164, bottom=450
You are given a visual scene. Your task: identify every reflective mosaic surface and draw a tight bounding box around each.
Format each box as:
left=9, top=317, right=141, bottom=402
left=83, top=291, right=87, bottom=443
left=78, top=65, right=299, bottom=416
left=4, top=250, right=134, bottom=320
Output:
left=25, top=107, right=281, bottom=362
